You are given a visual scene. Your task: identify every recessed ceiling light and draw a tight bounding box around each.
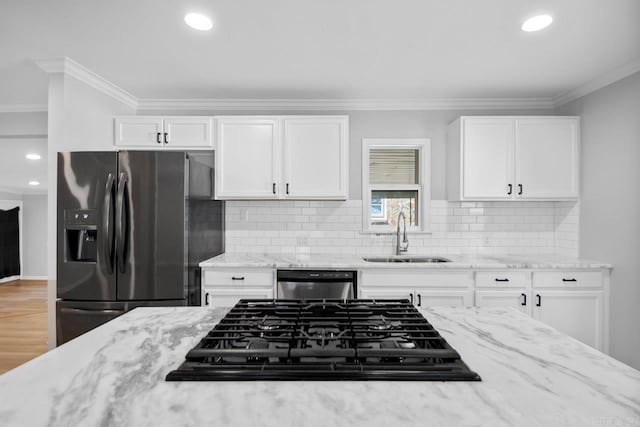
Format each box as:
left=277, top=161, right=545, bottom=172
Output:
left=26, top=153, right=41, bottom=160
left=28, top=181, right=40, bottom=186
left=521, top=14, right=553, bottom=32
left=184, top=13, right=213, bottom=31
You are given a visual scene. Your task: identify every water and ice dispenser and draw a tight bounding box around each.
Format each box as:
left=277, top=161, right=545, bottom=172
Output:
left=64, top=210, right=98, bottom=262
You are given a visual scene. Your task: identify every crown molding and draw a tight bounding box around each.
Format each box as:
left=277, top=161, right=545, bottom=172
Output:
left=35, top=57, right=138, bottom=109
left=137, top=97, right=555, bottom=112
left=0, top=104, right=48, bottom=113
left=553, top=57, right=640, bottom=107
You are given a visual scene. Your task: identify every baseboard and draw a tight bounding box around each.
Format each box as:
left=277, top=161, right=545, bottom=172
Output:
left=21, top=275, right=48, bottom=281
left=0, top=275, right=21, bottom=284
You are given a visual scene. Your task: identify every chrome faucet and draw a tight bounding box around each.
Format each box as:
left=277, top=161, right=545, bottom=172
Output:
left=395, top=211, right=409, bottom=255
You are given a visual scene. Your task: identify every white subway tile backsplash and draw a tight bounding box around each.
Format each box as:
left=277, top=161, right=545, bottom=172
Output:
left=224, top=199, right=580, bottom=257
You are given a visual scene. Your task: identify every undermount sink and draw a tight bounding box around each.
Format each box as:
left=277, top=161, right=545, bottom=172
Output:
left=362, top=256, right=452, bottom=263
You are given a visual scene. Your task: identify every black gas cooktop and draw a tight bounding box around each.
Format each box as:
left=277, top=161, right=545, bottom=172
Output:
left=166, top=299, right=481, bottom=381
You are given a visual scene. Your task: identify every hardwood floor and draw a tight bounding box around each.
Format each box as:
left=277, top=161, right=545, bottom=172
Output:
left=0, top=280, right=48, bottom=374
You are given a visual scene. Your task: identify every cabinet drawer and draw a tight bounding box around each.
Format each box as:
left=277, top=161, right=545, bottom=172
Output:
left=532, top=271, right=602, bottom=288
left=203, top=269, right=274, bottom=287
left=360, top=270, right=473, bottom=288
left=476, top=271, right=527, bottom=288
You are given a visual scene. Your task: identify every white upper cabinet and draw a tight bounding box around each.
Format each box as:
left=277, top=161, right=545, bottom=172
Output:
left=114, top=117, right=164, bottom=147
left=114, top=116, right=213, bottom=149
left=163, top=117, right=213, bottom=148
left=515, top=118, right=579, bottom=199
left=447, top=116, right=579, bottom=201
left=282, top=117, right=348, bottom=199
left=461, top=118, right=514, bottom=200
left=215, top=118, right=280, bottom=199
left=215, top=116, right=349, bottom=200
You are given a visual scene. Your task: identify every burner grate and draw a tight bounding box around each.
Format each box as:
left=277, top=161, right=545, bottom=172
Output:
left=167, top=299, right=481, bottom=381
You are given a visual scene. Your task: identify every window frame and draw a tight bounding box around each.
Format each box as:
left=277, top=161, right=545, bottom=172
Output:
left=361, top=138, right=431, bottom=234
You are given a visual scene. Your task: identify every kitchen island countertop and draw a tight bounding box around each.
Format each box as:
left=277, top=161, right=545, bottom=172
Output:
left=0, top=306, right=637, bottom=427
left=199, top=252, right=613, bottom=270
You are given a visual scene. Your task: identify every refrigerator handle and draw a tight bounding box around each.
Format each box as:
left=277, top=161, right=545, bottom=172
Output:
left=102, top=173, right=115, bottom=274
left=116, top=173, right=128, bottom=274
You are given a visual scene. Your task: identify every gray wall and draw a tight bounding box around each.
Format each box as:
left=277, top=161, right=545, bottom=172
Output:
left=0, top=111, right=47, bottom=136
left=22, top=194, right=48, bottom=278
left=139, top=108, right=554, bottom=200
left=557, top=71, right=640, bottom=370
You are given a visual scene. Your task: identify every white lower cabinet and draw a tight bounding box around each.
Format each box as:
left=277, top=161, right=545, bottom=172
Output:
left=475, top=290, right=531, bottom=315
left=202, top=268, right=275, bottom=308
left=360, top=287, right=472, bottom=307
left=532, top=290, right=604, bottom=350
left=203, top=287, right=274, bottom=308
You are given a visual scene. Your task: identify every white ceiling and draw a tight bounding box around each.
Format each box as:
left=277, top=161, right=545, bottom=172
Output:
left=1, top=0, right=639, bottom=106
left=0, top=138, right=48, bottom=194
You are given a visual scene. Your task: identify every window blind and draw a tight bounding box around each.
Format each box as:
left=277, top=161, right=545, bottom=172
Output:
left=369, top=149, right=419, bottom=184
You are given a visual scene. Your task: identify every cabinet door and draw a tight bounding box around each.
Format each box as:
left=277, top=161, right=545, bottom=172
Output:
left=416, top=290, right=474, bottom=307
left=282, top=117, right=348, bottom=199
left=216, top=118, right=280, bottom=199
left=533, top=290, right=603, bottom=350
left=515, top=118, right=579, bottom=199
left=114, top=117, right=164, bottom=147
left=359, top=287, right=415, bottom=303
left=164, top=117, right=212, bottom=148
left=475, top=290, right=530, bottom=315
left=462, top=118, right=514, bottom=199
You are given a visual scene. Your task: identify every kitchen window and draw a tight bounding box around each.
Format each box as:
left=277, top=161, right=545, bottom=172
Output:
left=362, top=139, right=431, bottom=233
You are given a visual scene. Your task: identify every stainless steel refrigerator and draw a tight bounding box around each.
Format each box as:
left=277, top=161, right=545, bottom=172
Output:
left=56, top=151, right=224, bottom=345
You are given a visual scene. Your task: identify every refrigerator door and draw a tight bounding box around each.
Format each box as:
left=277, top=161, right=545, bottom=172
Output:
left=116, top=151, right=187, bottom=301
left=57, top=152, right=117, bottom=300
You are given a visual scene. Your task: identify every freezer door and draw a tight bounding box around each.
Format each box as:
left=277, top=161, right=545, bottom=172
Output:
left=56, top=299, right=187, bottom=345
left=116, top=151, right=187, bottom=300
left=57, top=152, right=117, bottom=300
left=56, top=301, right=125, bottom=345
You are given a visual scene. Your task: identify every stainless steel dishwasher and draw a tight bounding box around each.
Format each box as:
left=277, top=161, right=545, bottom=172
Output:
left=276, top=270, right=357, bottom=299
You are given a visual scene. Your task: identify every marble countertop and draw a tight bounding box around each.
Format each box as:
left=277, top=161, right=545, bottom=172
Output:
left=199, top=252, right=613, bottom=269
left=1, top=306, right=638, bottom=427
